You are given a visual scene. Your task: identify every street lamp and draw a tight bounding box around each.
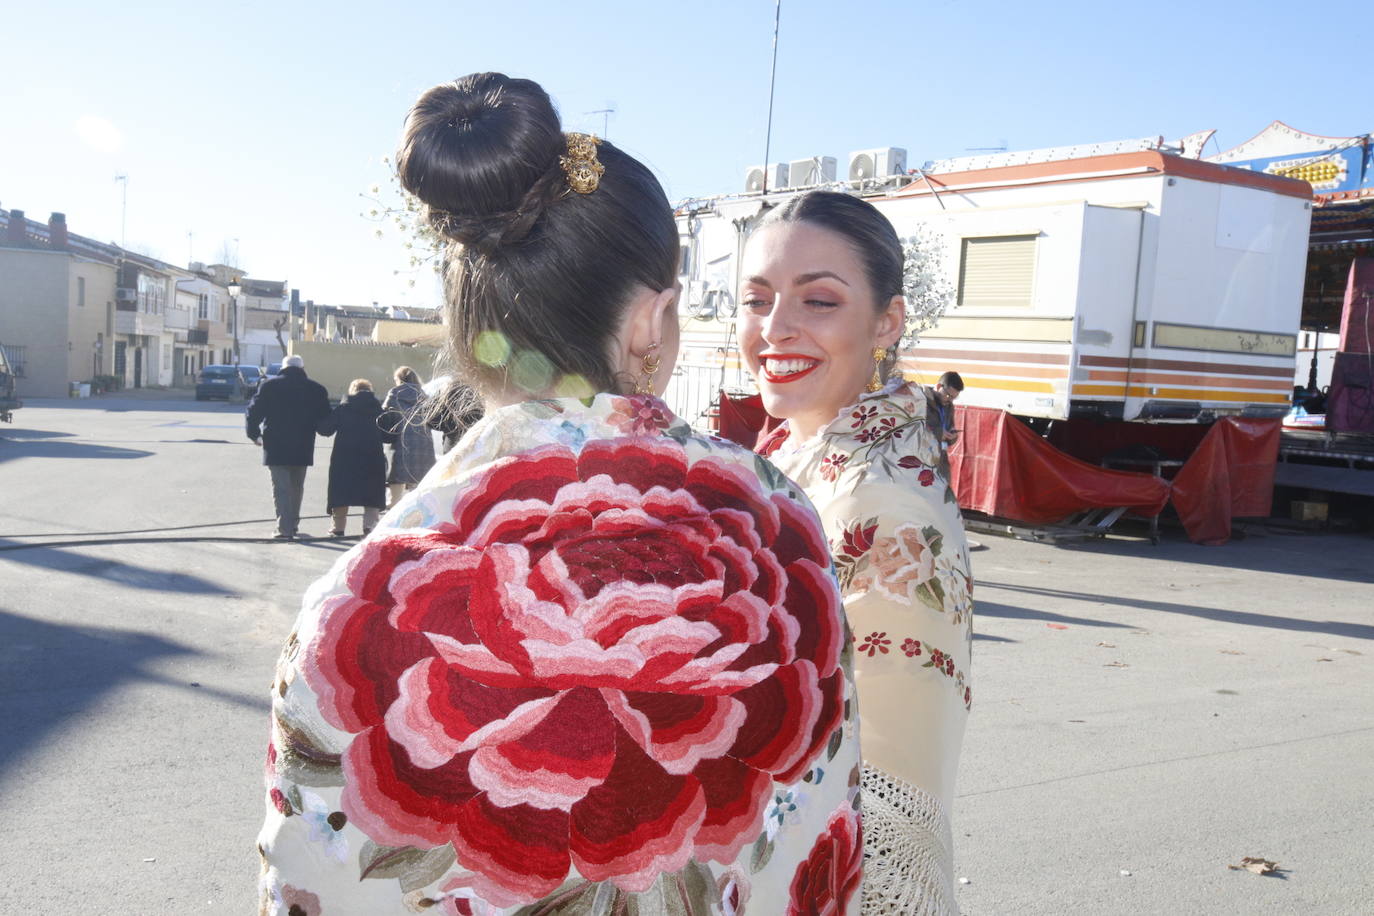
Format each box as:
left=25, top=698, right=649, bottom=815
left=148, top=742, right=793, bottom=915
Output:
left=228, top=280, right=241, bottom=367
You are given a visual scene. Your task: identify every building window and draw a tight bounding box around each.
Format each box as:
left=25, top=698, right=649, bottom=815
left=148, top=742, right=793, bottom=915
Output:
left=957, top=235, right=1038, bottom=308
left=198, top=293, right=209, bottom=320
left=138, top=273, right=167, bottom=315
left=114, top=340, right=127, bottom=376
left=77, top=276, right=86, bottom=307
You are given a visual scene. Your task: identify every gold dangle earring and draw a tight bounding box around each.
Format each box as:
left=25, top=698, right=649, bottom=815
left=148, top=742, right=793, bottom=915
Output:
left=865, top=347, right=887, bottom=393
left=635, top=344, right=662, bottom=395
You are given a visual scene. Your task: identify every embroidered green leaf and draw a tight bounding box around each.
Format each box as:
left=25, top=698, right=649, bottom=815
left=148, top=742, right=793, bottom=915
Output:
left=510, top=879, right=598, bottom=915
left=922, top=525, right=945, bottom=558
left=753, top=454, right=788, bottom=493
left=285, top=784, right=304, bottom=816
left=750, top=833, right=775, bottom=873
left=825, top=725, right=844, bottom=761
left=914, top=581, right=946, bottom=614
left=275, top=715, right=344, bottom=787
left=358, top=840, right=456, bottom=888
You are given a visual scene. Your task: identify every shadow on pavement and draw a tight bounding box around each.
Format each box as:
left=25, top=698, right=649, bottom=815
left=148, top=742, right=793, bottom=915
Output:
left=974, top=596, right=1137, bottom=630
left=982, top=580, right=1374, bottom=641
left=0, top=539, right=230, bottom=593
left=18, top=395, right=246, bottom=415
left=0, top=428, right=76, bottom=440
left=1064, top=532, right=1374, bottom=585
left=0, top=438, right=154, bottom=463
left=0, top=608, right=262, bottom=779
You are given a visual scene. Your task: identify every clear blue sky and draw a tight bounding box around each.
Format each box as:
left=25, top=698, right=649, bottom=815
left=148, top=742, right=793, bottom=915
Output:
left=5, top=0, right=1366, bottom=307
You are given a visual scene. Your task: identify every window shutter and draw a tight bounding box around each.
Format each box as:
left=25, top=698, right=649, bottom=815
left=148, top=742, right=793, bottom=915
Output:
left=958, top=235, right=1037, bottom=307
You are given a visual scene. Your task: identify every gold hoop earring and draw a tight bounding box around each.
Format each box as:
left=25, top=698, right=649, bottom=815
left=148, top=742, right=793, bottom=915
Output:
left=635, top=344, right=662, bottom=395
left=865, top=346, right=887, bottom=393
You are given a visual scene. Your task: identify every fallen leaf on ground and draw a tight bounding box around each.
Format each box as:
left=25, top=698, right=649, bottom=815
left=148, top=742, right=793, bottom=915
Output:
left=1047, top=623, right=1069, bottom=630
left=1220, top=650, right=1244, bottom=655
left=1104, top=661, right=1130, bottom=668
left=1228, top=857, right=1279, bottom=875
left=1317, top=658, right=1334, bottom=662
left=1097, top=642, right=1117, bottom=648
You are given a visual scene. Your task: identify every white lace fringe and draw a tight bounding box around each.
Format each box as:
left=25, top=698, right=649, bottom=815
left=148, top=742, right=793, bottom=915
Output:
left=860, top=763, right=956, bottom=915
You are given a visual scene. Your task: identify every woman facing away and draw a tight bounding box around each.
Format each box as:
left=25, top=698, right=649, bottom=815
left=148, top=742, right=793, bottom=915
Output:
left=740, top=191, right=973, bottom=915
left=258, top=74, right=862, bottom=914
left=381, top=365, right=438, bottom=506
left=316, top=378, right=389, bottom=538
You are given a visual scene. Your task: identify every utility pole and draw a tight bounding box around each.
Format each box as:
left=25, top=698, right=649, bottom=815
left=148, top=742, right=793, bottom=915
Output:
left=761, top=0, right=782, bottom=194
left=114, top=174, right=128, bottom=248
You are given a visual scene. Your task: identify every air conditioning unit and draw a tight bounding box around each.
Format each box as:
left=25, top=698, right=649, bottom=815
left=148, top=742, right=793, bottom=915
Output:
left=745, top=163, right=789, bottom=193
left=115, top=288, right=137, bottom=303
left=788, top=156, right=837, bottom=188
left=848, top=147, right=907, bottom=181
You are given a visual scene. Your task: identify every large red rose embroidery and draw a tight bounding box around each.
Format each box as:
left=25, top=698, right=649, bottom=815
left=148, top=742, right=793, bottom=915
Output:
left=786, top=802, right=862, bottom=915
left=304, top=438, right=844, bottom=906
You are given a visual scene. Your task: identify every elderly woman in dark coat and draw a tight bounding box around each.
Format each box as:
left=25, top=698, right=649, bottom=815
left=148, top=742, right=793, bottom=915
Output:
left=316, top=379, right=390, bottom=537
left=380, top=365, right=436, bottom=506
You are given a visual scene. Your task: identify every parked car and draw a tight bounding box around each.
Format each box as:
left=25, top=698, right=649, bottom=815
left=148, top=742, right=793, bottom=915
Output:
left=238, top=365, right=264, bottom=394
left=265, top=361, right=283, bottom=379
left=195, top=364, right=254, bottom=401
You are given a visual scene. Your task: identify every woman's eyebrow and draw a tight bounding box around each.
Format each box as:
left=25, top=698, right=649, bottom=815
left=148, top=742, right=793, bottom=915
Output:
left=744, top=275, right=774, bottom=288
left=795, top=270, right=849, bottom=286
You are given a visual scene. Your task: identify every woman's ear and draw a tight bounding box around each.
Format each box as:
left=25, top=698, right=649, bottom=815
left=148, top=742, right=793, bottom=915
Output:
left=616, top=285, right=681, bottom=382
left=877, top=295, right=906, bottom=349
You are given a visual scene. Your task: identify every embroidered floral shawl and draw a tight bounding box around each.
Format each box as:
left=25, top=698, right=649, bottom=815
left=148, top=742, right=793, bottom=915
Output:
left=759, top=381, right=972, bottom=915
left=258, top=393, right=862, bottom=915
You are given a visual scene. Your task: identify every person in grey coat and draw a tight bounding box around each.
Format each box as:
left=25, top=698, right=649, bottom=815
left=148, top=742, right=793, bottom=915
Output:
left=380, top=366, right=436, bottom=506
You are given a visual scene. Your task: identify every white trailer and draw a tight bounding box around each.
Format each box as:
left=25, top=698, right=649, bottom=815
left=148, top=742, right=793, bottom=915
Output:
left=669, top=143, right=1312, bottom=427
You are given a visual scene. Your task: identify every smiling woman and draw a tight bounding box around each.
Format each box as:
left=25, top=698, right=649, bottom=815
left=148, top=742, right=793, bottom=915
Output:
left=741, top=191, right=974, bottom=915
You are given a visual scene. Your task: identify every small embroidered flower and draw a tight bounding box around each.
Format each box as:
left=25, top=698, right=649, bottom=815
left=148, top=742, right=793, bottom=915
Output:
left=839, top=519, right=878, bottom=559
left=606, top=394, right=673, bottom=435
left=929, top=648, right=945, bottom=668
left=945, top=657, right=955, bottom=676
left=897, top=455, right=922, bottom=469
left=965, top=686, right=972, bottom=708
left=901, top=638, right=922, bottom=657
left=918, top=468, right=935, bottom=487
left=297, top=789, right=348, bottom=863
left=858, top=631, right=892, bottom=656
left=278, top=885, right=322, bottom=916
left=854, top=427, right=879, bottom=444
left=850, top=405, right=878, bottom=427
left=819, top=452, right=850, bottom=482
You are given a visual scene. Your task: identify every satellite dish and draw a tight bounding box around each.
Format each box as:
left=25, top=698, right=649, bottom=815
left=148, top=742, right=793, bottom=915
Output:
left=849, top=153, right=876, bottom=181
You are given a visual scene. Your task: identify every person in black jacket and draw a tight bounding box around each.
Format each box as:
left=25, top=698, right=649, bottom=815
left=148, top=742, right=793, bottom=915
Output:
left=317, top=379, right=391, bottom=537
left=245, top=354, right=331, bottom=539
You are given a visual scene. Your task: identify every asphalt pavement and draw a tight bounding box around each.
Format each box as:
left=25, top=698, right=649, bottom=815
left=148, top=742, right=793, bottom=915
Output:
left=0, top=393, right=1370, bottom=915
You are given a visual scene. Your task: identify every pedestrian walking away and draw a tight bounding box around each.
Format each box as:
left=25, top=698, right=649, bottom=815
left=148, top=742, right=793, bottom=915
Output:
left=380, top=366, right=436, bottom=506
left=245, top=354, right=330, bottom=539
left=258, top=71, right=862, bottom=915
left=316, top=378, right=392, bottom=537
left=743, top=191, right=974, bottom=914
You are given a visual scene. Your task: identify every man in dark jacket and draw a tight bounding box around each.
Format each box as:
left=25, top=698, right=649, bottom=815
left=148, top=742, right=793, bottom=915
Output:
left=246, top=354, right=331, bottom=539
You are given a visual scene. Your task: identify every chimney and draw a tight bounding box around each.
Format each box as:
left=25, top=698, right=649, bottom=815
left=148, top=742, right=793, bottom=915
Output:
left=48, top=212, right=68, bottom=250
left=6, top=209, right=27, bottom=246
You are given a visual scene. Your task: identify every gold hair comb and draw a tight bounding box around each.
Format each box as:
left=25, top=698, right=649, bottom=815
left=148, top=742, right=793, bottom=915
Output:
left=560, top=132, right=605, bottom=195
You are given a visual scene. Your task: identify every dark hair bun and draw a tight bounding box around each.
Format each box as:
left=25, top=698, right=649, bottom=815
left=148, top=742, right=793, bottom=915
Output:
left=395, top=72, right=565, bottom=251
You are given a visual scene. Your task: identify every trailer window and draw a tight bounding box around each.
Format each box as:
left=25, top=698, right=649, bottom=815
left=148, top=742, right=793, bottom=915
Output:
left=957, top=235, right=1037, bottom=308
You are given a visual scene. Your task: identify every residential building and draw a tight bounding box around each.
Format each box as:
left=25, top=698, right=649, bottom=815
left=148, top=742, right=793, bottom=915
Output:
left=0, top=209, right=117, bottom=398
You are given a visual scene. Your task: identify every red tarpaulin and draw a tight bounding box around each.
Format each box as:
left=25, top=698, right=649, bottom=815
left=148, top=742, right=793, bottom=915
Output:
left=721, top=391, right=1279, bottom=545
left=951, top=407, right=1279, bottom=545
left=716, top=390, right=783, bottom=450
left=1169, top=417, right=1281, bottom=545
left=948, top=407, right=1171, bottom=525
